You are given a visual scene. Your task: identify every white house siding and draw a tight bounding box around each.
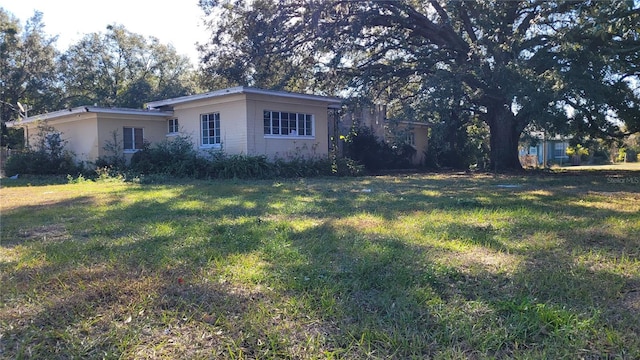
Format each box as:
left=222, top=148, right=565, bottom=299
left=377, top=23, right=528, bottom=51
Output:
left=96, top=114, right=168, bottom=161
left=16, top=111, right=169, bottom=165
left=245, top=93, right=329, bottom=159
left=20, top=114, right=100, bottom=164
left=170, top=93, right=249, bottom=155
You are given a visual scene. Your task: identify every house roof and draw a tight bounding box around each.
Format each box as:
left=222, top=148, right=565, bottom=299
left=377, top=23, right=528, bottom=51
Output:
left=527, top=131, right=573, bottom=141
left=146, top=86, right=343, bottom=110
left=6, top=106, right=173, bottom=127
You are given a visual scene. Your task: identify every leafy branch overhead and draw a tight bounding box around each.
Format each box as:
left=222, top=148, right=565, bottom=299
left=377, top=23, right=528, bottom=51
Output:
left=200, top=0, right=640, bottom=170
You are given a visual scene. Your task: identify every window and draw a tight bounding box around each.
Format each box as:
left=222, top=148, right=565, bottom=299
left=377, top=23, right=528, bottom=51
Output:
left=201, top=113, right=220, bottom=147
left=554, top=142, right=567, bottom=158
left=168, top=118, right=179, bottom=134
left=263, top=111, right=313, bottom=137
left=404, top=132, right=416, bottom=146
left=123, top=127, right=143, bottom=151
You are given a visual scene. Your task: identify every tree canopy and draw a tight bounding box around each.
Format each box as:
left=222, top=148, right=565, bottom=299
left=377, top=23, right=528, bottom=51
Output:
left=0, top=9, right=60, bottom=122
left=60, top=24, right=197, bottom=108
left=199, top=0, right=640, bottom=170
left=0, top=7, right=199, bottom=148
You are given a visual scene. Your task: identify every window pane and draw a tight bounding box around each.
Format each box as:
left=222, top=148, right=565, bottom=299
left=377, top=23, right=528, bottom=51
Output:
left=281, top=112, right=289, bottom=134
left=123, top=128, right=133, bottom=149
left=263, top=112, right=271, bottom=134
left=273, top=117, right=280, bottom=134
left=134, top=128, right=144, bottom=149
left=305, top=115, right=312, bottom=136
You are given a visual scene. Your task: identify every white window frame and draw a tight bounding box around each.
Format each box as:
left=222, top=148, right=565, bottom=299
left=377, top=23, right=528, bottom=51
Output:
left=201, top=112, right=221, bottom=148
left=263, top=110, right=314, bottom=138
left=405, top=132, right=416, bottom=147
left=167, top=118, right=179, bottom=135
left=123, top=127, right=144, bottom=153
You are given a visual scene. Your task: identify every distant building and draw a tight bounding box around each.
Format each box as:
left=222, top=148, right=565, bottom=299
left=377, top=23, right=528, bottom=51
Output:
left=520, top=131, right=571, bottom=167
left=334, top=103, right=431, bottom=166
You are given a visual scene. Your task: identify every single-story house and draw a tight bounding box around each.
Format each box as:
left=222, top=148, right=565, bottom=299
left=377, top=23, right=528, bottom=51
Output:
left=7, top=87, right=342, bottom=164
left=519, top=132, right=571, bottom=167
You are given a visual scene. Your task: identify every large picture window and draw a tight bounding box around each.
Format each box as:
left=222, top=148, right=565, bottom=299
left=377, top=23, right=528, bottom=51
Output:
left=123, top=127, right=143, bottom=151
left=201, top=113, right=221, bottom=147
left=263, top=111, right=313, bottom=137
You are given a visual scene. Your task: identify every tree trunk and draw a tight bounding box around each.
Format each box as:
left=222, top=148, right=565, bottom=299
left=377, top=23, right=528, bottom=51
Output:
left=487, top=107, right=523, bottom=171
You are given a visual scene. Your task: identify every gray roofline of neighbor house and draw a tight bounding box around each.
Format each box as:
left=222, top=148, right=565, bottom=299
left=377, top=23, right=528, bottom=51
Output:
left=146, top=86, right=343, bottom=110
left=6, top=106, right=173, bottom=127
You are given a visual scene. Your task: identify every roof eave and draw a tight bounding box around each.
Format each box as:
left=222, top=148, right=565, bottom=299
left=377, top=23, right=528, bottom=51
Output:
left=147, top=86, right=343, bottom=109
left=6, top=106, right=173, bottom=127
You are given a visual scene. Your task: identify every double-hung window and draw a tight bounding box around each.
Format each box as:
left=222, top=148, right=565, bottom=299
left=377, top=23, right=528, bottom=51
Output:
left=263, top=111, right=313, bottom=137
left=168, top=118, right=179, bottom=134
left=201, top=113, right=221, bottom=147
left=123, top=127, right=143, bottom=152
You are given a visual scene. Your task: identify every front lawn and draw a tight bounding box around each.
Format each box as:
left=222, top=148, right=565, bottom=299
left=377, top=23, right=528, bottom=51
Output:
left=1, top=172, right=639, bottom=359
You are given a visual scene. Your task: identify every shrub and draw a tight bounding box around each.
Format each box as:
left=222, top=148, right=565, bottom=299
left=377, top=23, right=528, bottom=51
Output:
left=130, top=135, right=205, bottom=177
left=4, top=149, right=80, bottom=176
left=2, top=123, right=83, bottom=176
left=332, top=157, right=365, bottom=176
left=615, top=148, right=637, bottom=162
left=342, top=126, right=413, bottom=172
left=86, top=132, right=364, bottom=180
left=208, top=153, right=273, bottom=179
left=94, top=130, right=126, bottom=170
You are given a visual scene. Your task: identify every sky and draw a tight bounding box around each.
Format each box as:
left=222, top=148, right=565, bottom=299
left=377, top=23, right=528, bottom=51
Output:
left=1, top=0, right=210, bottom=65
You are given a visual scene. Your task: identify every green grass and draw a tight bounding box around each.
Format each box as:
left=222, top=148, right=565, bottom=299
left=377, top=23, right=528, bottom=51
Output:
left=1, top=172, right=639, bottom=359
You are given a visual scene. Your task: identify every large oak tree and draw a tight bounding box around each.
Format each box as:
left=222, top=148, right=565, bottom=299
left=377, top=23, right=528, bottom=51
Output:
left=200, top=0, right=640, bottom=170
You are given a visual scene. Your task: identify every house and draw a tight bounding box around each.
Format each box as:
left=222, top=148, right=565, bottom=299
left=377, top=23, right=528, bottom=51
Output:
left=519, top=132, right=571, bottom=167
left=334, top=103, right=430, bottom=165
left=7, top=87, right=342, bottom=165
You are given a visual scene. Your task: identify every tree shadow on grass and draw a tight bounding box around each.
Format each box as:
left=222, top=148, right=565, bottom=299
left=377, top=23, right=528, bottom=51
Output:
left=1, top=174, right=639, bottom=358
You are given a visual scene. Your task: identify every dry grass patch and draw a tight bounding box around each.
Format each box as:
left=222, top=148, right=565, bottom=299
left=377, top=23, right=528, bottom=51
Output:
left=1, top=172, right=639, bottom=358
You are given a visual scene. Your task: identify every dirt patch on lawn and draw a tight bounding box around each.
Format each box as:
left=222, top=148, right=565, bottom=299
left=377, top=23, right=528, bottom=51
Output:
left=19, top=223, right=70, bottom=243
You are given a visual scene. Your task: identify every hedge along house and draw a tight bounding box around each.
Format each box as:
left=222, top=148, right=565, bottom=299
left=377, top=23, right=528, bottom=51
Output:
left=7, top=87, right=342, bottom=165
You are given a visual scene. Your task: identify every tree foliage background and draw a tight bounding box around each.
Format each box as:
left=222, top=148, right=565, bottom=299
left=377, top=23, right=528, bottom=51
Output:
left=0, top=7, right=198, bottom=147
left=2, top=2, right=639, bottom=171
left=199, top=0, right=640, bottom=170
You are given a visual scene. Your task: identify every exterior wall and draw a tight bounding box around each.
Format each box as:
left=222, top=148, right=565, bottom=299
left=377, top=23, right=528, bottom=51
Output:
left=392, top=123, right=430, bottom=166
left=170, top=94, right=249, bottom=155
left=11, top=88, right=336, bottom=168
left=95, top=114, right=168, bottom=162
left=21, top=115, right=99, bottom=164
left=412, top=126, right=430, bottom=165
left=245, top=93, right=329, bottom=159
left=170, top=93, right=330, bottom=159
left=18, top=112, right=168, bottom=165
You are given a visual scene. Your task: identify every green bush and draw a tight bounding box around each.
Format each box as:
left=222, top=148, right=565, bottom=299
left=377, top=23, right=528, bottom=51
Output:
left=4, top=149, right=81, bottom=176
left=342, top=126, right=413, bottom=172
left=208, top=153, right=273, bottom=179
left=331, top=157, right=365, bottom=176
left=616, top=148, right=637, bottom=163
left=130, top=136, right=205, bottom=177
left=2, top=124, right=83, bottom=176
